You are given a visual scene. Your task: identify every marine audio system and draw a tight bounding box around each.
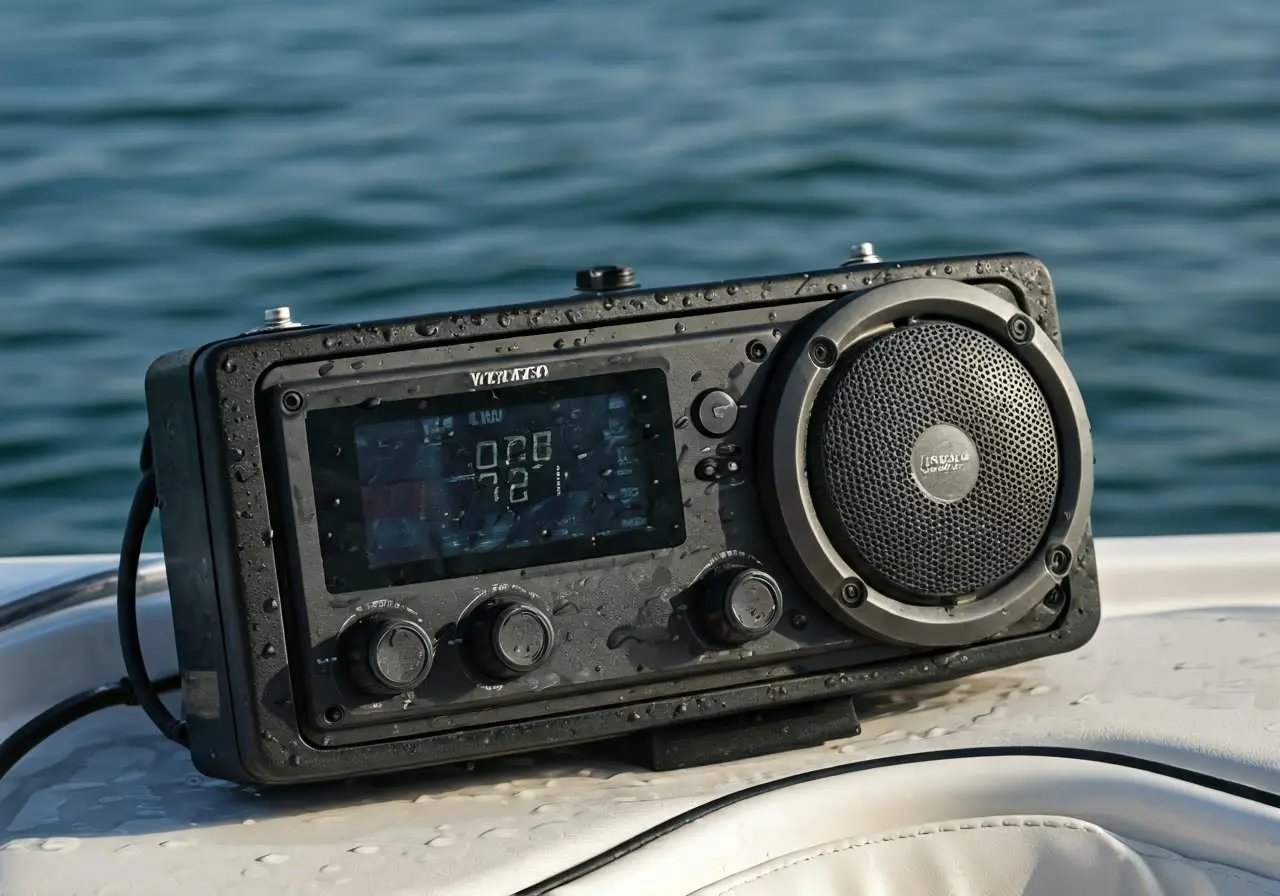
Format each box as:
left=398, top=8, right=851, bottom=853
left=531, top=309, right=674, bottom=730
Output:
left=143, top=247, right=1099, bottom=784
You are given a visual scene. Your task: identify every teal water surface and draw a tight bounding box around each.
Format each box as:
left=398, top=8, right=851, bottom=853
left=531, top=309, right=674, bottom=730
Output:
left=1, top=0, right=1278, bottom=556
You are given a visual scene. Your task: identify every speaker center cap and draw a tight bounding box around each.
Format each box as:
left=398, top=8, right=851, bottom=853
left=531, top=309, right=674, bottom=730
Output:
left=910, top=424, right=980, bottom=504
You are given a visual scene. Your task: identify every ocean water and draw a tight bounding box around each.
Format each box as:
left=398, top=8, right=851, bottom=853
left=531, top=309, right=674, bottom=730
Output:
left=1, top=0, right=1277, bottom=557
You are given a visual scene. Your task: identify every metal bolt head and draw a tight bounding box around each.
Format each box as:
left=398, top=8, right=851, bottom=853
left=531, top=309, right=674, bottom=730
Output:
left=252, top=306, right=302, bottom=331
left=1046, top=545, right=1073, bottom=576
left=809, top=337, right=837, bottom=368
left=838, top=579, right=868, bottom=608
left=843, top=242, right=882, bottom=266
left=1007, top=314, right=1034, bottom=345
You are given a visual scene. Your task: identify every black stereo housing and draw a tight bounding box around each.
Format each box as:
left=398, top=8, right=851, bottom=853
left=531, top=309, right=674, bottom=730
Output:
left=145, top=252, right=1100, bottom=784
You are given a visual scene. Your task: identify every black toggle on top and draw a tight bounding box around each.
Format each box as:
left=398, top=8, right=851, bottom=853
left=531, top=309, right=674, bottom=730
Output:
left=575, top=265, right=636, bottom=292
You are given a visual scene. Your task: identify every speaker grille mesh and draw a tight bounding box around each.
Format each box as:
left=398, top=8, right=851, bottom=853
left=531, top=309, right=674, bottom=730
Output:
left=807, top=320, right=1060, bottom=601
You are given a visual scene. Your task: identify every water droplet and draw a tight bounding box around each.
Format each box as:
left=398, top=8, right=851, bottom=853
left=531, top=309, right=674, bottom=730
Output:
left=427, top=836, right=456, bottom=848
left=790, top=612, right=809, bottom=630
left=627, top=711, right=641, bottom=721
left=416, top=323, right=439, bottom=337
left=674, top=702, right=688, bottom=715
left=602, top=298, right=615, bottom=311
left=262, top=644, right=276, bottom=657
left=264, top=599, right=279, bottom=611
left=673, top=415, right=689, bottom=429
left=350, top=845, right=380, bottom=855
left=222, top=359, right=237, bottom=373
left=159, top=840, right=194, bottom=849
left=553, top=338, right=565, bottom=349
left=674, top=322, right=686, bottom=333
left=39, top=838, right=80, bottom=852
left=480, top=828, right=518, bottom=839
left=323, top=336, right=337, bottom=349
left=690, top=371, right=703, bottom=382
left=261, top=529, right=273, bottom=546
left=320, top=864, right=342, bottom=875
left=257, top=853, right=289, bottom=864
left=362, top=396, right=382, bottom=409
left=499, top=314, right=512, bottom=328
left=727, top=284, right=739, bottom=295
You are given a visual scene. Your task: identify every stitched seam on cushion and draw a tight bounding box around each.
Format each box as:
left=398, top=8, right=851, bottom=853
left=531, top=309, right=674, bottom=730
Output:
left=707, top=819, right=1280, bottom=896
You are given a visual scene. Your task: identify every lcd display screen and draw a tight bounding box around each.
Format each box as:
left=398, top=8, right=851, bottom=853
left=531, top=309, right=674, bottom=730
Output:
left=307, top=368, right=685, bottom=593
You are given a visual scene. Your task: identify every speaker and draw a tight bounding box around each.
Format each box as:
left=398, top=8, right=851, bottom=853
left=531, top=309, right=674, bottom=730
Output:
left=761, top=278, right=1092, bottom=648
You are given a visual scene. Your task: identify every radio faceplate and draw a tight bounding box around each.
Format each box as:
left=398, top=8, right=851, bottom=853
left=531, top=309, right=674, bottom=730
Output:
left=145, top=253, right=1101, bottom=784
left=263, top=300, right=912, bottom=747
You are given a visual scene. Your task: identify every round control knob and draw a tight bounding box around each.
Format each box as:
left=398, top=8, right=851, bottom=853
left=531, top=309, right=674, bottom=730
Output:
left=697, top=566, right=784, bottom=647
left=463, top=599, right=556, bottom=682
left=342, top=616, right=434, bottom=697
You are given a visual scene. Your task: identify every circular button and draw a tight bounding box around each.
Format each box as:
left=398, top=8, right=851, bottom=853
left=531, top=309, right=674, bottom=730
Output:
left=695, top=389, right=740, bottom=437
left=725, top=572, right=783, bottom=634
left=697, top=566, right=784, bottom=647
left=493, top=605, right=554, bottom=674
left=464, top=599, right=556, bottom=682
left=343, top=617, right=434, bottom=697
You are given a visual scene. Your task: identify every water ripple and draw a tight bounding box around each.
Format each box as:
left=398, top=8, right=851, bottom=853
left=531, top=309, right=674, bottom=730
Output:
left=0, top=0, right=1278, bottom=554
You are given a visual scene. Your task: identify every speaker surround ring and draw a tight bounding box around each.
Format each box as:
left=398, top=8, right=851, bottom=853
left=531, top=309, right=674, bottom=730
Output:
left=762, top=279, right=1093, bottom=648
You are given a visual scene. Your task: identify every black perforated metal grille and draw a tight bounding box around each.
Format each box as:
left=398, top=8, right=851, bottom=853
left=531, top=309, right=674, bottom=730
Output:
left=807, top=320, right=1060, bottom=601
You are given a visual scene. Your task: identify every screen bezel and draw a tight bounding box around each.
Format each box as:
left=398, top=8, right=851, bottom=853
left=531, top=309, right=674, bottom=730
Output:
left=306, top=367, right=686, bottom=593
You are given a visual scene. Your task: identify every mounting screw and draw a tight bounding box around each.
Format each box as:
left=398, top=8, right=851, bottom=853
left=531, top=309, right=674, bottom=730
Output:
left=842, top=242, right=882, bottom=266
left=281, top=390, right=305, bottom=414
left=1007, top=314, right=1034, bottom=345
left=838, top=578, right=868, bottom=608
left=575, top=265, right=637, bottom=292
left=323, top=705, right=345, bottom=724
left=1046, top=544, right=1073, bottom=576
left=745, top=339, right=769, bottom=362
left=809, top=337, right=838, bottom=368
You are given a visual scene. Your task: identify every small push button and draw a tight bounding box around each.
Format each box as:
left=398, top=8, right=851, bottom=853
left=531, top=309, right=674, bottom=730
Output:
left=695, top=389, right=739, bottom=437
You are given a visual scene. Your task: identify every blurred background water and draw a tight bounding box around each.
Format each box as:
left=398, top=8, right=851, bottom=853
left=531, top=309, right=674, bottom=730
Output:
left=0, top=0, right=1277, bottom=557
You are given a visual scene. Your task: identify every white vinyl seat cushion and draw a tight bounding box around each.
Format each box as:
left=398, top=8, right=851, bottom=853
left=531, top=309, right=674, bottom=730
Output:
left=551, top=755, right=1280, bottom=896
left=692, top=815, right=1280, bottom=896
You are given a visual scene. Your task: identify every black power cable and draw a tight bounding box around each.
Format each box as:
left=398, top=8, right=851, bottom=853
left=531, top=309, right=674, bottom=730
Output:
left=117, top=465, right=187, bottom=747
left=0, top=431, right=188, bottom=784
left=0, top=675, right=183, bottom=781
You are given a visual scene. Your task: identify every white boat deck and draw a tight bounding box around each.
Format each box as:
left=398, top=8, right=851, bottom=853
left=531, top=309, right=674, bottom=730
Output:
left=0, top=533, right=1278, bottom=895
